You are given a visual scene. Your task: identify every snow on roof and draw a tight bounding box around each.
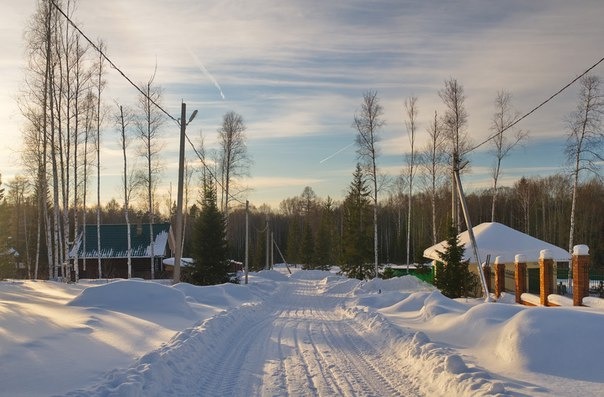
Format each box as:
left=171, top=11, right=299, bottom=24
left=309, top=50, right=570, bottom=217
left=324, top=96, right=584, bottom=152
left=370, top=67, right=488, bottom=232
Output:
left=423, top=222, right=571, bottom=264
left=69, top=223, right=171, bottom=259
left=162, top=257, right=195, bottom=267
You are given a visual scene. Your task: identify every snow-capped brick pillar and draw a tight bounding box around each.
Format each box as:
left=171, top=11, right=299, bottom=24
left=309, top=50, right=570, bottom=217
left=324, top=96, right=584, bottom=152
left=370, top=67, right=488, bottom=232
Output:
left=539, top=250, right=554, bottom=306
left=514, top=254, right=526, bottom=304
left=573, top=245, right=590, bottom=306
left=494, top=256, right=505, bottom=298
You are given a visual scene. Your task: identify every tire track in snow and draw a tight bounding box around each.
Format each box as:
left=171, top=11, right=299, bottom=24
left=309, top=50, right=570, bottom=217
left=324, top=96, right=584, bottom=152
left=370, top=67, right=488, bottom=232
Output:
left=265, top=279, right=421, bottom=397
left=195, top=306, right=294, bottom=396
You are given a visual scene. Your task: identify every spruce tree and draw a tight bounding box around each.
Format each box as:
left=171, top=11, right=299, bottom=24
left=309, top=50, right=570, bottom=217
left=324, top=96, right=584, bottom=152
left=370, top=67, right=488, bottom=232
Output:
left=434, top=223, right=478, bottom=298
left=189, top=181, right=229, bottom=285
left=341, top=164, right=374, bottom=279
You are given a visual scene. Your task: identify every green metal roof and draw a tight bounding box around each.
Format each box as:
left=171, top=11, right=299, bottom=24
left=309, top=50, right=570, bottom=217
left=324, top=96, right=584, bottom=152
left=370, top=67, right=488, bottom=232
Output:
left=69, top=223, right=171, bottom=259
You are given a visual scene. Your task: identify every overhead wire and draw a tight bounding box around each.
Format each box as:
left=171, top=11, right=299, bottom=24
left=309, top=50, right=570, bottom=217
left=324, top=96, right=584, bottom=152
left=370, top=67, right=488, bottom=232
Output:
left=468, top=56, right=604, bottom=153
left=50, top=0, right=246, bottom=207
left=50, top=0, right=178, bottom=125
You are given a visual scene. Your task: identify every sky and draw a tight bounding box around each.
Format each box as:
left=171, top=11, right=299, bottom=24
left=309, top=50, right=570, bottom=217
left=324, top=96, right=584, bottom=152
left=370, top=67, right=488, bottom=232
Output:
left=1, top=0, right=604, bottom=209
left=0, top=269, right=602, bottom=396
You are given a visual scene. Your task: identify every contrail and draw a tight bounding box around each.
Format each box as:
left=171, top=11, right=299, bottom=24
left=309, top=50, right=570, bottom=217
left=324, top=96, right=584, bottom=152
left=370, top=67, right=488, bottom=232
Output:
left=319, top=142, right=355, bottom=164
left=186, top=47, right=225, bottom=100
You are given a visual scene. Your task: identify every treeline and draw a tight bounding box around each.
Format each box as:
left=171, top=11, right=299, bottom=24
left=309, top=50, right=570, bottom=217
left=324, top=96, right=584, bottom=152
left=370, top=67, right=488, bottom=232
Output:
left=1, top=172, right=602, bottom=279
left=225, top=173, right=604, bottom=275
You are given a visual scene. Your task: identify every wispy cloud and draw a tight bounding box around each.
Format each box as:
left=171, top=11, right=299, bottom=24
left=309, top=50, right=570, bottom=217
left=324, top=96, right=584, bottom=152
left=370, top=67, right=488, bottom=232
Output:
left=185, top=47, right=225, bottom=100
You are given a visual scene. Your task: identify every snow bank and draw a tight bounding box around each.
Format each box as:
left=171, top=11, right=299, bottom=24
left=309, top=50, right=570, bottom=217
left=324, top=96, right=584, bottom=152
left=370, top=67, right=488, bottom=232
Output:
left=174, top=282, right=257, bottom=308
left=61, top=302, right=269, bottom=396
left=289, top=269, right=334, bottom=280
left=494, top=307, right=604, bottom=381
left=253, top=269, right=290, bottom=282
left=583, top=296, right=604, bottom=310
left=342, top=306, right=508, bottom=396
left=434, top=302, right=526, bottom=348
left=355, top=291, right=411, bottom=309
left=68, top=280, right=195, bottom=319
left=419, top=291, right=469, bottom=320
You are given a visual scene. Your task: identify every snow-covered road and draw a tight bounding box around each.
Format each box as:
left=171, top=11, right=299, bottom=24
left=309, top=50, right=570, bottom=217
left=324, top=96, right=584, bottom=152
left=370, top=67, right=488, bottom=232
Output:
left=64, top=275, right=426, bottom=396
left=236, top=280, right=421, bottom=396
left=5, top=270, right=602, bottom=396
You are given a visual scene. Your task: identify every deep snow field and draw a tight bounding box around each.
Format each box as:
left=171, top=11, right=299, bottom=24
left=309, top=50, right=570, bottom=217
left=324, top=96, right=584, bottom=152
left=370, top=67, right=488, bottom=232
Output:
left=0, top=265, right=602, bottom=396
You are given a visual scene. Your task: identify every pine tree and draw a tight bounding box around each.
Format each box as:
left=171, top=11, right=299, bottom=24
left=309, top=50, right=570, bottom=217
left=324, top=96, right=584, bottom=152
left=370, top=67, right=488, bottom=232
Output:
left=434, top=223, right=478, bottom=298
left=341, top=164, right=374, bottom=279
left=189, top=181, right=229, bottom=285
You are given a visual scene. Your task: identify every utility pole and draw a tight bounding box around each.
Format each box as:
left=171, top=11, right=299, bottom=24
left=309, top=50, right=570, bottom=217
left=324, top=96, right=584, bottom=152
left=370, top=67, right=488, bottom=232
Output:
left=454, top=166, right=490, bottom=301
left=173, top=102, right=197, bottom=284
left=245, top=200, right=249, bottom=284
left=265, top=216, right=269, bottom=270
left=270, top=231, right=274, bottom=270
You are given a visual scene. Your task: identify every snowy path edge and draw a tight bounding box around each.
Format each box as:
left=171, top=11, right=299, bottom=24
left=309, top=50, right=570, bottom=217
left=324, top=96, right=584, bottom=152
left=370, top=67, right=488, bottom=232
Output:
left=340, top=305, right=509, bottom=397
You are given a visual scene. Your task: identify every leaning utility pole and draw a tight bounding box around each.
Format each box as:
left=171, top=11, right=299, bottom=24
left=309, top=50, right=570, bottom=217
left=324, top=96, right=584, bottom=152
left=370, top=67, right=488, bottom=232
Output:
left=453, top=162, right=490, bottom=301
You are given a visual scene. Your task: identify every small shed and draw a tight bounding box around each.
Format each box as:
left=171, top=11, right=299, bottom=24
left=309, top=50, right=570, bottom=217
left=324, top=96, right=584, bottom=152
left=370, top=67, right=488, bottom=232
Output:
left=69, top=223, right=173, bottom=279
left=423, top=222, right=571, bottom=293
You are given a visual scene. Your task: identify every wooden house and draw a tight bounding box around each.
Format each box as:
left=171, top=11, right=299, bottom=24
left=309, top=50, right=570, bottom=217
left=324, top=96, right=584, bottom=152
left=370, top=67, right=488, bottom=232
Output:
left=69, top=223, right=173, bottom=279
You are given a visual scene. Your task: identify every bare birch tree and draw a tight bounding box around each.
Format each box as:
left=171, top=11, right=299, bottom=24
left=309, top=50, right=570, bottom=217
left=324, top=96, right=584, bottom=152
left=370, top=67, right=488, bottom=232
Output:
left=490, top=90, right=527, bottom=222
left=439, top=78, right=469, bottom=232
left=565, top=75, right=603, bottom=254
left=115, top=103, right=137, bottom=278
left=81, top=89, right=96, bottom=274
left=404, top=96, right=418, bottom=269
left=218, top=111, right=250, bottom=231
left=420, top=110, right=447, bottom=245
left=136, top=72, right=165, bottom=279
left=354, top=90, right=384, bottom=277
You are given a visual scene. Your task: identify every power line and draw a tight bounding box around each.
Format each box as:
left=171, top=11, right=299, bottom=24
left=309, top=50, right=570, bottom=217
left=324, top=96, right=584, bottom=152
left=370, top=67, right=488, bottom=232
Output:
left=50, top=0, right=178, bottom=124
left=51, top=0, right=248, bottom=208
left=468, top=56, right=604, bottom=153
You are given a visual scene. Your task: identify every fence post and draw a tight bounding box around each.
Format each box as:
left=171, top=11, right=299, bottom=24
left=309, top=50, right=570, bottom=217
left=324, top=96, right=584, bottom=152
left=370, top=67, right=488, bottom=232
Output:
left=494, top=256, right=505, bottom=298
left=515, top=254, right=526, bottom=304
left=572, top=245, right=590, bottom=306
left=539, top=249, right=554, bottom=306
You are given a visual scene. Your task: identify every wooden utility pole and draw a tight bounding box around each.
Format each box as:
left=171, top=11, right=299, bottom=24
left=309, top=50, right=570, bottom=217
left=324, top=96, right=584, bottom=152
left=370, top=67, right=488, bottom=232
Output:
left=245, top=200, right=249, bottom=284
left=173, top=102, right=197, bottom=283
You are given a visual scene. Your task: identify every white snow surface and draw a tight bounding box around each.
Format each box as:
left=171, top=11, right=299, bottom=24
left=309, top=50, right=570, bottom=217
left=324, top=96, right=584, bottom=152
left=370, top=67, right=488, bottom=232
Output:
left=0, top=267, right=602, bottom=396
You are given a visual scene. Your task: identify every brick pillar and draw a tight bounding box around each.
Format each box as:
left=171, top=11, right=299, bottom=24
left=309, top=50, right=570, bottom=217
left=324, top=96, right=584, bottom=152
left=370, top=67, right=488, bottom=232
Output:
left=573, top=245, right=590, bottom=306
left=514, top=254, right=526, bottom=304
left=539, top=249, right=554, bottom=306
left=494, top=256, right=505, bottom=298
